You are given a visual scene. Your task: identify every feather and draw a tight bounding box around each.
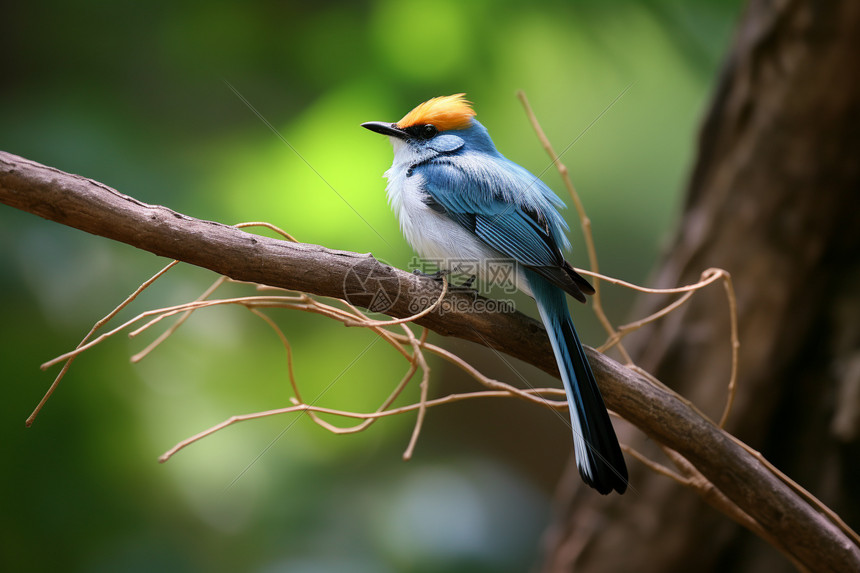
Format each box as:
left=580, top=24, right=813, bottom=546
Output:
left=529, top=269, right=628, bottom=494
left=397, top=94, right=476, bottom=132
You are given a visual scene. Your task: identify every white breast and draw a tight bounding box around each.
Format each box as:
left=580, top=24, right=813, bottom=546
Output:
left=385, top=166, right=495, bottom=266
left=381, top=138, right=531, bottom=295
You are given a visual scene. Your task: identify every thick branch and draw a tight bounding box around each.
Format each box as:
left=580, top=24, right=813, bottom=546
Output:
left=1, top=150, right=857, bottom=571
left=0, top=151, right=549, bottom=369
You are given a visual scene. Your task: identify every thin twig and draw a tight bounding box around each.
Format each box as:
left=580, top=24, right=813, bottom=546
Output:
left=402, top=327, right=431, bottom=460
left=343, top=274, right=448, bottom=327
left=25, top=260, right=180, bottom=426
left=131, top=275, right=229, bottom=363
left=517, top=90, right=633, bottom=364
left=158, top=388, right=565, bottom=463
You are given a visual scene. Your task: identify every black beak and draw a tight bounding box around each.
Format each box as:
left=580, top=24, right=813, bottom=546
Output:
left=361, top=121, right=409, bottom=139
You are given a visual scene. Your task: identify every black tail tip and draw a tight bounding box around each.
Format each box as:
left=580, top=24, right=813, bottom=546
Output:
left=579, top=460, right=629, bottom=495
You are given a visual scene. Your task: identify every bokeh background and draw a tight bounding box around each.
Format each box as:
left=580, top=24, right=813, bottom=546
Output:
left=1, top=1, right=742, bottom=571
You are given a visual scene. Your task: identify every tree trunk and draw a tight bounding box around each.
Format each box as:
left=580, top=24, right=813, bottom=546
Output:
left=541, top=1, right=860, bottom=571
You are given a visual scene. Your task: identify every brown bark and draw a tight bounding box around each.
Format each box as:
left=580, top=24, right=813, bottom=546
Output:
left=542, top=1, right=860, bottom=571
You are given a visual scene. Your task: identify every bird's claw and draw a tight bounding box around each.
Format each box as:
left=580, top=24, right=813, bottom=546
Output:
left=412, top=268, right=449, bottom=281
left=411, top=269, right=477, bottom=295
left=460, top=274, right=477, bottom=289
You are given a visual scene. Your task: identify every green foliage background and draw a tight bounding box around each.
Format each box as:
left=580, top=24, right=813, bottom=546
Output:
left=1, top=1, right=740, bottom=571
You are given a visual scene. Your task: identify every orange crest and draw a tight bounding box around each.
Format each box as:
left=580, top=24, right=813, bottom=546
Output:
left=396, top=94, right=476, bottom=132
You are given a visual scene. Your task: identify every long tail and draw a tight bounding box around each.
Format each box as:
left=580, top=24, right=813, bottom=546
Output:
left=527, top=271, right=628, bottom=495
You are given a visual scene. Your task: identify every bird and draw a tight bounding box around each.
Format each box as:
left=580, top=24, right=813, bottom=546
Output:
left=362, top=94, right=627, bottom=494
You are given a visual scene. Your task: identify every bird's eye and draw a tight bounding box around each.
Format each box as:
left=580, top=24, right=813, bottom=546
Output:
left=421, top=124, right=438, bottom=139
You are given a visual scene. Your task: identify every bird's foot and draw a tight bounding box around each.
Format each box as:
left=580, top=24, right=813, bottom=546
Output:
left=459, top=274, right=477, bottom=289
left=411, top=270, right=478, bottom=296
left=412, top=268, right=450, bottom=282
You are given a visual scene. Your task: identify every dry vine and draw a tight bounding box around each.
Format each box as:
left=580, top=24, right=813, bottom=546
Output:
left=31, top=217, right=736, bottom=470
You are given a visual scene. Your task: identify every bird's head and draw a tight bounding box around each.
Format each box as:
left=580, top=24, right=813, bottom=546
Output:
left=362, top=94, right=496, bottom=158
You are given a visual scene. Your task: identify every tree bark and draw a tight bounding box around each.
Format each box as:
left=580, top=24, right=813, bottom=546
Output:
left=542, top=1, right=860, bottom=571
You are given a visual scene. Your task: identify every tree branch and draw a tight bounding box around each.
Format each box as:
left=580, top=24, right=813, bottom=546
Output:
left=1, top=150, right=858, bottom=572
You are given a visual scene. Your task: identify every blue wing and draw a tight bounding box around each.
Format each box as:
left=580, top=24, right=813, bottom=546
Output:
left=415, top=155, right=594, bottom=301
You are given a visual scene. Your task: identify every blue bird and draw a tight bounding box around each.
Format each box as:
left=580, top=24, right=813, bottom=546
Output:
left=362, top=94, right=627, bottom=494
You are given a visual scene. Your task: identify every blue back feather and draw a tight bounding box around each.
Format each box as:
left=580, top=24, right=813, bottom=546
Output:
left=414, top=118, right=572, bottom=264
